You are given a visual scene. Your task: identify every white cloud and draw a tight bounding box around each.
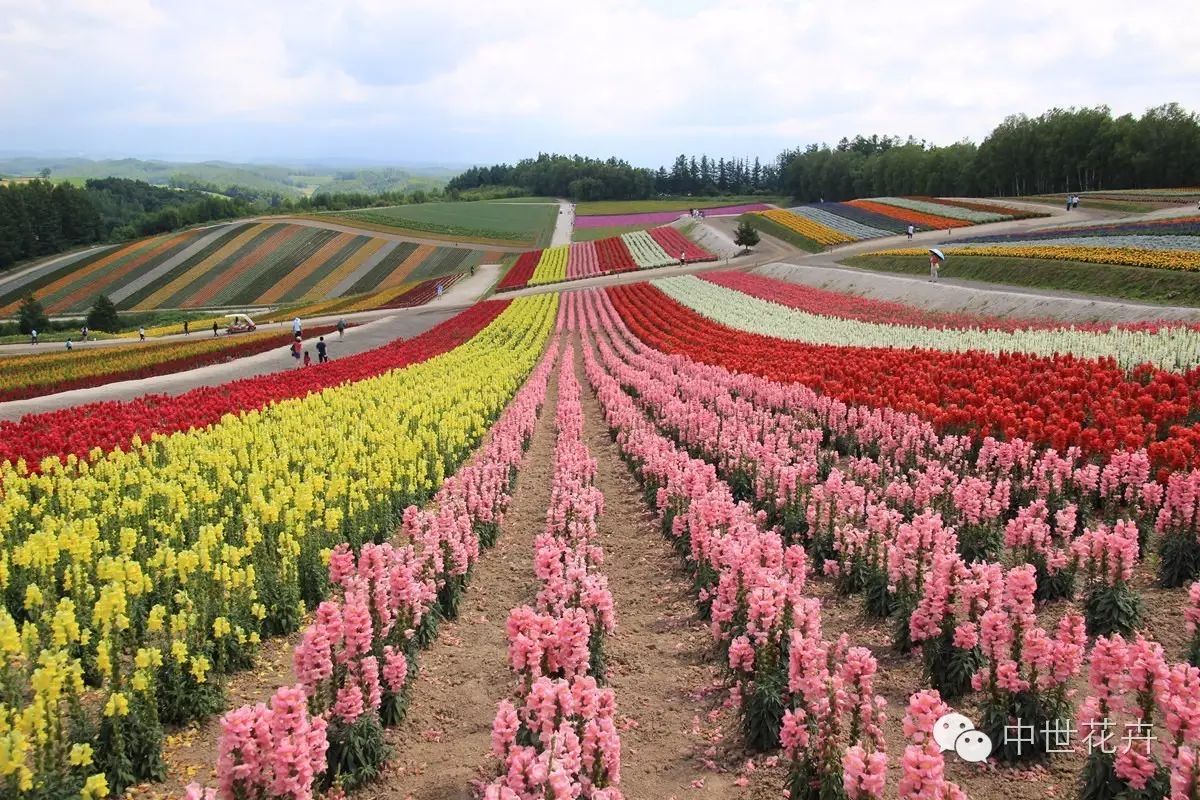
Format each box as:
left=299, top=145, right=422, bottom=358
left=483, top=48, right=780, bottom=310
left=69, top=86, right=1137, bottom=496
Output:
left=0, top=0, right=1196, bottom=162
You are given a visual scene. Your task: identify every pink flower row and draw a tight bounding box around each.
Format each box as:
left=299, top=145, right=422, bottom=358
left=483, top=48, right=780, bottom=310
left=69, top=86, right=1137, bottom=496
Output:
left=567, top=285, right=1183, bottom=794
left=567, top=289, right=908, bottom=794
left=486, top=339, right=624, bottom=800
left=189, top=342, right=560, bottom=800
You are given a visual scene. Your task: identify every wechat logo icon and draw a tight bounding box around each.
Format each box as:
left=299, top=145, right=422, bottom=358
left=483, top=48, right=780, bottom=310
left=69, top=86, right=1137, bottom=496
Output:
left=933, top=712, right=993, bottom=763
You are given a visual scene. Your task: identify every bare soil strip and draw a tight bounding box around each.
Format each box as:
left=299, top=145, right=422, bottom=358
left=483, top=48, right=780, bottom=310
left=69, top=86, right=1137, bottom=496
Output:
left=371, top=368, right=561, bottom=800
left=573, top=335, right=764, bottom=799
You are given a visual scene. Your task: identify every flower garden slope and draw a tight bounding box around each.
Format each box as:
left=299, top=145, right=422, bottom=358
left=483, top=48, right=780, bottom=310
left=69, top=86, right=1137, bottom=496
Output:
left=495, top=226, right=713, bottom=291
left=0, top=301, right=509, bottom=468
left=607, top=282, right=1200, bottom=472
left=656, top=274, right=1200, bottom=370
left=0, top=295, right=557, bottom=797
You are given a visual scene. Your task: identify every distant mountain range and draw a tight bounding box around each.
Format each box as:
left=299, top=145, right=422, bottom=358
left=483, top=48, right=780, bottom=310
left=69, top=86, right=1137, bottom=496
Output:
left=0, top=157, right=463, bottom=198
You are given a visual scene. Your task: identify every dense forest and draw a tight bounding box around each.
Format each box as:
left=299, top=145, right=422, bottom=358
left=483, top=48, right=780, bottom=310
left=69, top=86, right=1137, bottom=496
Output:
left=449, top=153, right=782, bottom=201
left=0, top=178, right=248, bottom=269
left=451, top=103, right=1200, bottom=202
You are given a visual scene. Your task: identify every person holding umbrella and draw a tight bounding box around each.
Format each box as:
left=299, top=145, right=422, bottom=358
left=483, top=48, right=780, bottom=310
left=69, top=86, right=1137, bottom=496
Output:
left=928, top=248, right=946, bottom=283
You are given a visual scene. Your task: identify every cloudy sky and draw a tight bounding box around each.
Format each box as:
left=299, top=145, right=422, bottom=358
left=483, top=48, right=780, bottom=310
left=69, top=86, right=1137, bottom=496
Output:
left=1, top=0, right=1197, bottom=168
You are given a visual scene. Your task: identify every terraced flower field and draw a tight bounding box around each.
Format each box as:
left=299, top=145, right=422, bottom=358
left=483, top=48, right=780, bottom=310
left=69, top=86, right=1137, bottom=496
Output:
left=11, top=266, right=1200, bottom=800
left=746, top=197, right=1047, bottom=251
left=497, top=225, right=715, bottom=291
left=0, top=222, right=492, bottom=314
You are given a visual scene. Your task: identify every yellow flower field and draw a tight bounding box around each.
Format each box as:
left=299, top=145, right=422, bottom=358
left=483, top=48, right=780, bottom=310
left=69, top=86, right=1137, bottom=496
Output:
left=0, top=294, right=557, bottom=798
left=755, top=209, right=854, bottom=246
left=529, top=244, right=569, bottom=286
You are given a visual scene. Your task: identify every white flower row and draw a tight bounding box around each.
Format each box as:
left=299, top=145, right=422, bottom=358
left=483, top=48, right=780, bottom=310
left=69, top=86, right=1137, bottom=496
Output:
left=873, top=197, right=1007, bottom=223
left=949, top=234, right=1200, bottom=252
left=788, top=205, right=891, bottom=240
left=653, top=275, right=1200, bottom=371
left=621, top=230, right=675, bottom=268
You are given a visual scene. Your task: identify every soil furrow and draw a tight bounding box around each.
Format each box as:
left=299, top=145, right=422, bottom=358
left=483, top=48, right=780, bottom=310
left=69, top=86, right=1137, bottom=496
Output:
left=572, top=334, right=757, bottom=798
left=373, top=365, right=561, bottom=799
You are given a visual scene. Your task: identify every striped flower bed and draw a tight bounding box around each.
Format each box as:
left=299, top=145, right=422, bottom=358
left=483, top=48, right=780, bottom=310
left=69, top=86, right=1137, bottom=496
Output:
left=3, top=223, right=492, bottom=314
left=566, top=241, right=601, bottom=280
left=787, top=205, right=891, bottom=240
left=496, top=226, right=715, bottom=291
left=620, top=230, right=675, bottom=268
left=871, top=196, right=1007, bottom=223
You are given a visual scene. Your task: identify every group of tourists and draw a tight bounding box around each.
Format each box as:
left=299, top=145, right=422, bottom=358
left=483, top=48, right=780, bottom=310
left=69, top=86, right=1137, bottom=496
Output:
left=1066, top=194, right=1082, bottom=210
left=289, top=317, right=345, bottom=368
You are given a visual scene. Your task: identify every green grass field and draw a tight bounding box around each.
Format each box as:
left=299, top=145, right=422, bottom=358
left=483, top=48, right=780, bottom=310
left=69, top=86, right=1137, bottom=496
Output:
left=841, top=253, right=1200, bottom=306
left=322, top=200, right=557, bottom=247
left=571, top=223, right=660, bottom=242
left=574, top=196, right=786, bottom=215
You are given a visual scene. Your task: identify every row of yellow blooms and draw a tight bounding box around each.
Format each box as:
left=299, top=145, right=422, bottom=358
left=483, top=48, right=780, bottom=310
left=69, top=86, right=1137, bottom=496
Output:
left=0, top=294, right=558, bottom=798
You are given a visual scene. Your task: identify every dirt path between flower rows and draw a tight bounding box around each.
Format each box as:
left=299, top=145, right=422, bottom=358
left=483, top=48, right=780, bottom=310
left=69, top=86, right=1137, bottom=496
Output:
left=373, top=362, right=560, bottom=799
left=573, top=334, right=769, bottom=799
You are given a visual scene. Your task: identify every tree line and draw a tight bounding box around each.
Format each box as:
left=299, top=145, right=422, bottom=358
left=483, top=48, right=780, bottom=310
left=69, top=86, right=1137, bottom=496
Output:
left=447, top=152, right=784, bottom=200
left=447, top=103, right=1200, bottom=203
left=0, top=178, right=248, bottom=270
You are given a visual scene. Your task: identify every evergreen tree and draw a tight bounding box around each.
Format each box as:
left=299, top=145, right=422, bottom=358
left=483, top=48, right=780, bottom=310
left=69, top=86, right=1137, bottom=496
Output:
left=86, top=294, right=122, bottom=332
left=17, top=294, right=49, bottom=335
left=733, top=219, right=760, bottom=252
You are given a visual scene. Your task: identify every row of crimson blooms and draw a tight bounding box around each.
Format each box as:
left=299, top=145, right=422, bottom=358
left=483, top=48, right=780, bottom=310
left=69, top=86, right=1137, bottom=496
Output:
left=607, top=283, right=1200, bottom=477
left=0, top=301, right=509, bottom=469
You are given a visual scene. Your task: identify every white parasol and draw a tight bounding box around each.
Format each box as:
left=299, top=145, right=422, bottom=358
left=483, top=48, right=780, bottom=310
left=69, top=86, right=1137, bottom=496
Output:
left=928, top=248, right=946, bottom=261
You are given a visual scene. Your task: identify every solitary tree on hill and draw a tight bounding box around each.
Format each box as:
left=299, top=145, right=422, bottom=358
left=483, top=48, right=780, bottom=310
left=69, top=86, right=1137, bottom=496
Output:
left=17, top=293, right=49, bottom=335
left=86, top=294, right=122, bottom=332
left=734, top=219, right=760, bottom=253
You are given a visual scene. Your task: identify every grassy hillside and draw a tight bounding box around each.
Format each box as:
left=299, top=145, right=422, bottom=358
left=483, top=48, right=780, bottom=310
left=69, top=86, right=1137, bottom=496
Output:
left=318, top=200, right=558, bottom=247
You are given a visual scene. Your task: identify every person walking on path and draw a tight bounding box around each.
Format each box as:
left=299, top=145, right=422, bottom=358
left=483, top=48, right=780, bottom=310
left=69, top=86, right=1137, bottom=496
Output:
left=81, top=325, right=89, bottom=342
left=679, top=250, right=686, bottom=266
left=435, top=283, right=443, bottom=299
left=929, top=253, right=940, bottom=283
left=212, top=320, right=219, bottom=337
left=290, top=336, right=303, bottom=368
left=316, top=336, right=328, bottom=364
left=30, top=329, right=38, bottom=345
left=138, top=326, right=146, bottom=342
left=907, top=224, right=914, bottom=240
left=337, top=318, right=346, bottom=339
left=303, top=349, right=311, bottom=367
left=183, top=320, right=189, bottom=336
left=65, top=338, right=73, bottom=351
left=292, top=317, right=302, bottom=338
